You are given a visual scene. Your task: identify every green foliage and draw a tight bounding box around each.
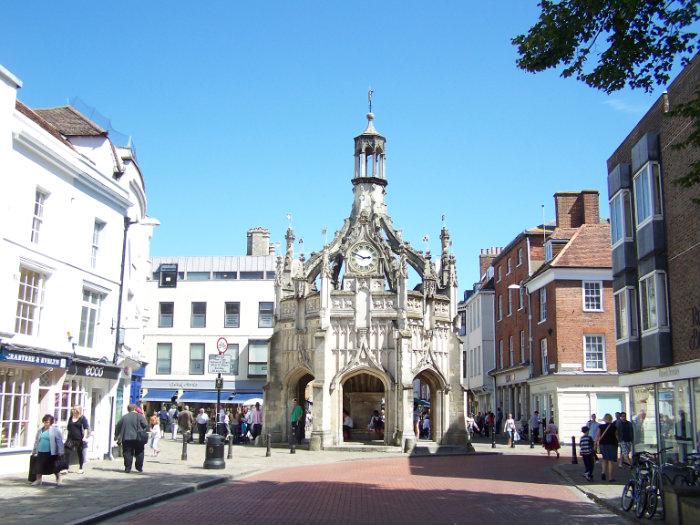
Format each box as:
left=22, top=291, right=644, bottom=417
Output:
left=513, top=1, right=700, bottom=196
left=513, top=0, right=699, bottom=93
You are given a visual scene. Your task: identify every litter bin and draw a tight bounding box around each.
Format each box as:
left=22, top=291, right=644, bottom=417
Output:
left=203, top=433, right=225, bottom=469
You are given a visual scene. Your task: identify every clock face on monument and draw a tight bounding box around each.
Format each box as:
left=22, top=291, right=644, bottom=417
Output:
left=349, top=242, right=379, bottom=273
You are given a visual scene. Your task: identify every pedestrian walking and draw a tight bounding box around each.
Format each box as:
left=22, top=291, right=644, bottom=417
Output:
left=250, top=402, right=263, bottom=442
left=169, top=404, right=179, bottom=440
left=230, top=408, right=241, bottom=444
left=529, top=411, right=540, bottom=443
left=31, top=414, right=65, bottom=487
left=158, top=405, right=170, bottom=438
left=504, top=413, right=516, bottom=447
left=64, top=406, right=90, bottom=474
left=595, top=413, right=618, bottom=482
left=586, top=413, right=600, bottom=439
left=114, top=404, right=149, bottom=473
left=413, top=404, right=421, bottom=438
left=195, top=408, right=209, bottom=444
left=369, top=409, right=385, bottom=440
left=421, top=409, right=431, bottom=440
left=290, top=398, right=303, bottom=444
left=178, top=406, right=194, bottom=442
left=343, top=410, right=353, bottom=441
left=495, top=406, right=503, bottom=435
left=543, top=417, right=560, bottom=458
left=134, top=400, right=144, bottom=415
left=579, top=426, right=595, bottom=481
left=148, top=415, right=161, bottom=456
left=617, top=412, right=634, bottom=467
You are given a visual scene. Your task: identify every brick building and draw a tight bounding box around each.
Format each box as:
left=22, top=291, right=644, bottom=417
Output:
left=524, top=191, right=627, bottom=441
left=490, top=227, right=551, bottom=422
left=607, top=55, right=700, bottom=461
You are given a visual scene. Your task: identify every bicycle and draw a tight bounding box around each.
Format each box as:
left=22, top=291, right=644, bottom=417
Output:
left=621, top=451, right=654, bottom=518
left=640, top=448, right=694, bottom=519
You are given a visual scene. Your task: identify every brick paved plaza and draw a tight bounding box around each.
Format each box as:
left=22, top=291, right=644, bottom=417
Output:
left=112, top=452, right=625, bottom=525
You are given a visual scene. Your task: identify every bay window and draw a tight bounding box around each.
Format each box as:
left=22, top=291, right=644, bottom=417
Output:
left=639, top=271, right=669, bottom=333
left=633, top=162, right=663, bottom=228
left=614, top=287, right=638, bottom=341
left=609, top=190, right=633, bottom=246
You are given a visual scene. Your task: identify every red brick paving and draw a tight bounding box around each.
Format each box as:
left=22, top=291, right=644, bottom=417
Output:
left=116, top=454, right=622, bottom=525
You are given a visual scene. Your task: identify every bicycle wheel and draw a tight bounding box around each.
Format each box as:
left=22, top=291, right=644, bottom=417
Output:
left=645, top=487, right=659, bottom=519
left=634, top=486, right=647, bottom=518
left=621, top=480, right=635, bottom=511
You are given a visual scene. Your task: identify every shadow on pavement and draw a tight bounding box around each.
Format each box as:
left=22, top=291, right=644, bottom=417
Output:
left=112, top=478, right=624, bottom=525
left=407, top=452, right=571, bottom=485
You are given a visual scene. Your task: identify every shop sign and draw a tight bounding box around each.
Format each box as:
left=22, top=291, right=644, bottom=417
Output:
left=0, top=347, right=68, bottom=368
left=168, top=381, right=200, bottom=388
left=71, top=361, right=121, bottom=380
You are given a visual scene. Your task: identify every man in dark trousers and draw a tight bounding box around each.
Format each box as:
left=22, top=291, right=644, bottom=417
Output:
left=496, top=407, right=503, bottom=435
left=115, top=403, right=149, bottom=473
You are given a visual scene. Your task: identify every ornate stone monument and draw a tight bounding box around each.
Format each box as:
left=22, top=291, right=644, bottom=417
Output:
left=264, top=106, right=471, bottom=453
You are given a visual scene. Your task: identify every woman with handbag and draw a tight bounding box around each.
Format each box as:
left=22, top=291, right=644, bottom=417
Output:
left=595, top=413, right=618, bottom=482
left=543, top=417, right=561, bottom=458
left=31, top=414, right=65, bottom=487
left=65, top=406, right=90, bottom=474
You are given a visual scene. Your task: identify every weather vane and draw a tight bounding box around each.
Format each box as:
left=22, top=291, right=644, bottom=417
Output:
left=286, top=212, right=292, bottom=228
left=368, top=87, right=374, bottom=113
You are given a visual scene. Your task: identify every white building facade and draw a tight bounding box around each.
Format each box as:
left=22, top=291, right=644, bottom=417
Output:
left=141, top=230, right=275, bottom=409
left=459, top=283, right=495, bottom=416
left=0, top=65, right=155, bottom=473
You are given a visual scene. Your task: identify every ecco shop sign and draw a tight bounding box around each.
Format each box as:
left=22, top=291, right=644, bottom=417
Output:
left=72, top=362, right=120, bottom=380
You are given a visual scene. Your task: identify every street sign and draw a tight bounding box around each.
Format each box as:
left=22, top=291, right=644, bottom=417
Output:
left=215, top=376, right=224, bottom=390
left=208, top=354, right=232, bottom=374
left=216, top=337, right=228, bottom=355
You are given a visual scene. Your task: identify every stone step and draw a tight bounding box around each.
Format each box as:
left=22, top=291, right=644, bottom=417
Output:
left=324, top=443, right=403, bottom=453
left=410, top=441, right=475, bottom=456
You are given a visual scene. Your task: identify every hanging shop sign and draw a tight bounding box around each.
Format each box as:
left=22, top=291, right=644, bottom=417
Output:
left=0, top=346, right=69, bottom=368
left=70, top=360, right=121, bottom=380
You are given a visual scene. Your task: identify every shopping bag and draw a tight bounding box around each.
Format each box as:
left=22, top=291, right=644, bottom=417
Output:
left=514, top=431, right=521, bottom=442
left=28, top=455, right=37, bottom=482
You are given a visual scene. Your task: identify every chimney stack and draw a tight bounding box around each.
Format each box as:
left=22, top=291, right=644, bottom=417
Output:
left=247, top=227, right=270, bottom=256
left=554, top=190, right=599, bottom=228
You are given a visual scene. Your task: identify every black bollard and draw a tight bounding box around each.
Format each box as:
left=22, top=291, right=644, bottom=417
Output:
left=227, top=434, right=233, bottom=459
left=491, top=425, right=496, bottom=448
left=181, top=431, right=189, bottom=460
left=529, top=426, right=534, bottom=449
left=511, top=431, right=515, bottom=448
left=571, top=436, right=578, bottom=464
left=266, top=433, right=271, bottom=457
left=290, top=440, right=296, bottom=454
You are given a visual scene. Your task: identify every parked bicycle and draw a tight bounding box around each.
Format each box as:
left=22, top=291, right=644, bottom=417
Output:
left=621, top=451, right=654, bottom=518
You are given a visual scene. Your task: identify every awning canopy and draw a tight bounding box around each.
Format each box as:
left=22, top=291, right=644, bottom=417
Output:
left=142, top=389, right=177, bottom=402
left=179, top=390, right=263, bottom=404
left=230, top=393, right=263, bottom=405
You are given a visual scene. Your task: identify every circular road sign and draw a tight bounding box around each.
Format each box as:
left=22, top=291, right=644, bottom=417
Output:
left=216, top=337, right=228, bottom=355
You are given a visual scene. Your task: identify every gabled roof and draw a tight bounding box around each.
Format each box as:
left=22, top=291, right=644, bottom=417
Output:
left=527, top=223, right=611, bottom=282
left=552, top=223, right=611, bottom=268
left=15, top=100, right=74, bottom=149
left=34, top=106, right=106, bottom=137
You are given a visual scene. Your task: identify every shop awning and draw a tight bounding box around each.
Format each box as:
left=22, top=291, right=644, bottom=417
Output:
left=142, top=389, right=177, bottom=402
left=229, top=393, right=263, bottom=405
left=180, top=390, right=235, bottom=403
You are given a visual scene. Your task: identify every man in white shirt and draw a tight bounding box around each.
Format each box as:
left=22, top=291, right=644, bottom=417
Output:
left=195, top=408, right=209, bottom=444
left=587, top=414, right=600, bottom=439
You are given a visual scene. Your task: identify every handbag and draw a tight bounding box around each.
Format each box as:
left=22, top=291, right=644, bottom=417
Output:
left=28, top=455, right=37, bottom=482
left=137, top=429, right=149, bottom=444
left=54, top=455, right=69, bottom=473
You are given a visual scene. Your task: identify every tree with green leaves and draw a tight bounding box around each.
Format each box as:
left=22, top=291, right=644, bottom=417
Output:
left=512, top=0, right=700, bottom=193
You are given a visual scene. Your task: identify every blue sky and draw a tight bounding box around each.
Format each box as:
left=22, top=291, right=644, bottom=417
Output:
left=2, top=1, right=680, bottom=286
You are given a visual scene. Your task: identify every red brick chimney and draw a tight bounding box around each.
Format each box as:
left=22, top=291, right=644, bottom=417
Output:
left=478, top=247, right=501, bottom=279
left=554, top=190, right=599, bottom=228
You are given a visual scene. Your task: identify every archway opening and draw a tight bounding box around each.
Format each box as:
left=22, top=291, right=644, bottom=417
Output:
left=342, top=372, right=385, bottom=443
left=290, top=372, right=314, bottom=444
left=413, top=370, right=441, bottom=441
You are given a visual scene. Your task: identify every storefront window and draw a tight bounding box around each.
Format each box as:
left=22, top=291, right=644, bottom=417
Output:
left=631, top=384, right=658, bottom=453
left=658, top=380, right=693, bottom=462
left=0, top=367, right=31, bottom=450
left=54, top=379, right=86, bottom=426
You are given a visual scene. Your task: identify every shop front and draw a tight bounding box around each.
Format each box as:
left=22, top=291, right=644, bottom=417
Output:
left=623, top=360, right=700, bottom=462
left=0, top=343, right=71, bottom=474
left=529, top=374, right=628, bottom=444
left=64, top=358, right=121, bottom=460
left=493, top=366, right=530, bottom=420
left=141, top=379, right=264, bottom=415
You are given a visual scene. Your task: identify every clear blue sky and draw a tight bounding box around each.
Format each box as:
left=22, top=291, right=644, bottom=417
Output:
left=2, top=1, right=680, bottom=287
